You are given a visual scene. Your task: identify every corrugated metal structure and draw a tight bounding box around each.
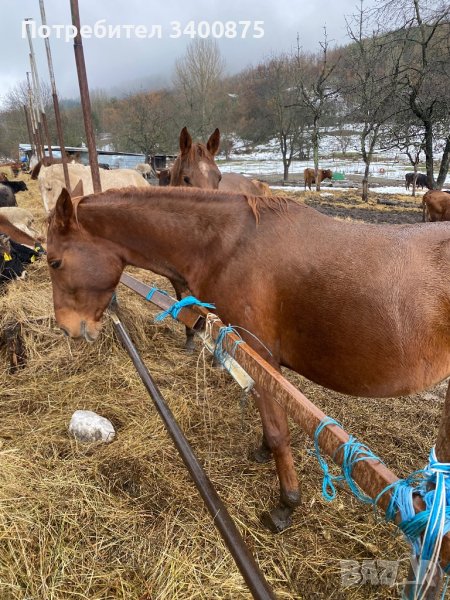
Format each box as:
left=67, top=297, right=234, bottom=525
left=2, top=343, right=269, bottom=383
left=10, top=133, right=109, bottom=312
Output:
left=19, top=144, right=175, bottom=170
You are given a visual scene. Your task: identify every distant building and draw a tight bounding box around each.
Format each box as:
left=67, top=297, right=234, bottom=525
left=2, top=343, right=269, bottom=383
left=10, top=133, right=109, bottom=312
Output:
left=19, top=144, right=176, bottom=170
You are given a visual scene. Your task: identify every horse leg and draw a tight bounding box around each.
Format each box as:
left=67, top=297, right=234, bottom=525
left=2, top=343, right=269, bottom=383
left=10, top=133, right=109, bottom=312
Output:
left=253, top=385, right=300, bottom=533
left=252, top=433, right=273, bottom=464
left=171, top=281, right=195, bottom=353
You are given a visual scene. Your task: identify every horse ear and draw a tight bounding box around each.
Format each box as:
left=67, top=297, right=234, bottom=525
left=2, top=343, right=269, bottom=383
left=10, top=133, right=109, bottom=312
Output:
left=54, top=188, right=74, bottom=230
left=207, top=128, right=220, bottom=156
left=179, top=127, right=192, bottom=155
left=71, top=179, right=84, bottom=198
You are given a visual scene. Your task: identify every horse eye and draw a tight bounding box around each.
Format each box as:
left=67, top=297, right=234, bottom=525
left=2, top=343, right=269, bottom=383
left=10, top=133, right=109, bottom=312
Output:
left=50, top=259, right=62, bottom=269
left=184, top=176, right=191, bottom=185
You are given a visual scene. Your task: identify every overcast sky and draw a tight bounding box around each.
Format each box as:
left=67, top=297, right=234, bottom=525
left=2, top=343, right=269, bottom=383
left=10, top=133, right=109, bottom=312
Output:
left=0, top=0, right=375, bottom=106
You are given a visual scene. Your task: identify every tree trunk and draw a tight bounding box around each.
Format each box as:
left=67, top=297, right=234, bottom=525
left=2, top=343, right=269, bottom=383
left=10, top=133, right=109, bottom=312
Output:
left=437, top=135, right=450, bottom=190
left=283, top=161, right=289, bottom=182
left=362, top=162, right=370, bottom=202
left=423, top=120, right=435, bottom=189
left=412, top=163, right=418, bottom=197
left=312, top=123, right=320, bottom=191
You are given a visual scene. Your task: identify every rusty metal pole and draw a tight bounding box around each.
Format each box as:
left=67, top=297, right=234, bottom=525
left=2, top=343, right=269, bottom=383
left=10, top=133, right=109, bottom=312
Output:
left=29, top=58, right=46, bottom=159
left=110, top=309, right=277, bottom=600
left=25, top=19, right=53, bottom=160
left=23, top=105, right=35, bottom=160
left=69, top=0, right=101, bottom=193
left=38, top=0, right=70, bottom=192
left=26, top=71, right=43, bottom=161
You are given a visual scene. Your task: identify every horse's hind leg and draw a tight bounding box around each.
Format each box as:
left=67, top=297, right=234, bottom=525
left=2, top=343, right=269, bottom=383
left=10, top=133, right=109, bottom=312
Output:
left=253, top=385, right=300, bottom=532
left=435, top=381, right=450, bottom=462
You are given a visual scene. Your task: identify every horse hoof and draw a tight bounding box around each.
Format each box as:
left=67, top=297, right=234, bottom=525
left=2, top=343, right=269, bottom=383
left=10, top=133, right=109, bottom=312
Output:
left=184, top=341, right=195, bottom=354
left=260, top=506, right=293, bottom=533
left=251, top=445, right=272, bottom=464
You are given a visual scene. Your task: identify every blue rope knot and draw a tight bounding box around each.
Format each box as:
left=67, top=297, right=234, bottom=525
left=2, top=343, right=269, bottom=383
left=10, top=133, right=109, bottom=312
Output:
left=154, top=295, right=215, bottom=322
left=213, top=325, right=244, bottom=366
left=314, top=416, right=384, bottom=504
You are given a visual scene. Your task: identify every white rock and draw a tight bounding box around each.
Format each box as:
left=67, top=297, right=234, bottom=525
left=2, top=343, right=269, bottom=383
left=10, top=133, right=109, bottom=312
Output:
left=68, top=410, right=115, bottom=443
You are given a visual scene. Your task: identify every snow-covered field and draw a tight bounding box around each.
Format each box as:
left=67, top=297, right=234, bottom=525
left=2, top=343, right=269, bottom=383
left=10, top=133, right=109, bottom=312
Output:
left=219, top=132, right=450, bottom=187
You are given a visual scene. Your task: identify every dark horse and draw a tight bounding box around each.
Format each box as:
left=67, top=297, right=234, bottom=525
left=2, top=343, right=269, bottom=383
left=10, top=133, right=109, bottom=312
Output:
left=47, top=186, right=450, bottom=532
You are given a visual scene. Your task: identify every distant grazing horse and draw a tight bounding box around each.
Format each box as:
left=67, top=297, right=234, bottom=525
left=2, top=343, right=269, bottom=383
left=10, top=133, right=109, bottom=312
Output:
left=405, top=172, right=429, bottom=191
left=304, top=168, right=333, bottom=190
left=47, top=185, right=450, bottom=532
left=422, top=190, right=450, bottom=222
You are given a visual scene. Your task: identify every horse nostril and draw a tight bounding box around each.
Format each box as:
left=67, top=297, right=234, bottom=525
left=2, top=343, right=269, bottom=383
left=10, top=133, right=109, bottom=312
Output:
left=59, top=326, right=70, bottom=337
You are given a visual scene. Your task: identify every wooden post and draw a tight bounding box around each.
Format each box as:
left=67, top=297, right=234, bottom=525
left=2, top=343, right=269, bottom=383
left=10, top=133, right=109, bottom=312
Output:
left=69, top=0, right=101, bottom=193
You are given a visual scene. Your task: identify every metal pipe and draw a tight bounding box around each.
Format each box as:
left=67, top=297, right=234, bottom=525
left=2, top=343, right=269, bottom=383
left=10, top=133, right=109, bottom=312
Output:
left=23, top=105, right=35, bottom=158
left=38, top=0, right=70, bottom=191
left=29, top=58, right=45, bottom=156
left=25, top=19, right=53, bottom=159
left=69, top=0, right=101, bottom=193
left=109, top=310, right=277, bottom=600
left=26, top=71, right=42, bottom=161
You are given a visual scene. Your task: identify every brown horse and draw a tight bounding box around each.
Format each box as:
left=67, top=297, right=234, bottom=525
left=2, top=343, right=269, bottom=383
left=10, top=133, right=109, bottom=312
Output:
left=304, top=168, right=333, bottom=190
left=422, top=190, right=450, bottom=222
left=46, top=185, right=450, bottom=532
left=169, top=127, right=221, bottom=188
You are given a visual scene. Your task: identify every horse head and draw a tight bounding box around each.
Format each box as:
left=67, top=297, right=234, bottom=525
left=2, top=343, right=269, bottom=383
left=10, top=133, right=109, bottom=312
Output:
left=46, top=188, right=123, bottom=342
left=170, top=127, right=222, bottom=189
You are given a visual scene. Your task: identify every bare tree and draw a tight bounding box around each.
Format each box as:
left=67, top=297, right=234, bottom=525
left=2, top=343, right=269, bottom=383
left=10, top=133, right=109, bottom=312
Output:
left=343, top=0, right=406, bottom=201
left=375, top=0, right=450, bottom=188
left=295, top=31, right=341, bottom=190
left=174, top=39, right=225, bottom=139
left=256, top=55, right=310, bottom=182
left=380, top=119, right=426, bottom=195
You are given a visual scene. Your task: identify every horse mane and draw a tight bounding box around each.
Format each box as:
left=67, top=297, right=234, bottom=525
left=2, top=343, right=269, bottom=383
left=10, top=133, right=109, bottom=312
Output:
left=246, top=195, right=290, bottom=225
left=170, top=143, right=211, bottom=185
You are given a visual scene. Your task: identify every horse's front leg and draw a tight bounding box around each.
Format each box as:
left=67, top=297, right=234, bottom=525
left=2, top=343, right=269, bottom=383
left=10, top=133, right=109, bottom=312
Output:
left=170, top=280, right=196, bottom=353
left=253, top=384, right=300, bottom=533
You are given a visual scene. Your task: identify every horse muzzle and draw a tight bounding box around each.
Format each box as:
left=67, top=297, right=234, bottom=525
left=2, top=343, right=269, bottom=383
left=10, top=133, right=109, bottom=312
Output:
left=58, top=319, right=101, bottom=342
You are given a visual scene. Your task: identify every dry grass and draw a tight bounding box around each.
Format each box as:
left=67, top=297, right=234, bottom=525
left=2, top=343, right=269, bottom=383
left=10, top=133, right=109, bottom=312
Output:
left=0, top=177, right=444, bottom=599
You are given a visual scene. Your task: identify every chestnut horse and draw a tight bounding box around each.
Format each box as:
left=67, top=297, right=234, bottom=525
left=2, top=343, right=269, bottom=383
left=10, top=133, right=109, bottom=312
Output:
left=47, top=185, right=450, bottom=532
left=169, top=126, right=221, bottom=188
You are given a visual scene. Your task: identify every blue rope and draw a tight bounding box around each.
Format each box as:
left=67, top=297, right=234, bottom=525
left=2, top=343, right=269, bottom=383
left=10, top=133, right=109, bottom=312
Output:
left=314, top=417, right=384, bottom=504
left=213, top=325, right=244, bottom=366
left=145, top=286, right=169, bottom=301
left=377, top=448, right=450, bottom=599
left=314, top=419, right=450, bottom=596
left=154, top=295, right=215, bottom=322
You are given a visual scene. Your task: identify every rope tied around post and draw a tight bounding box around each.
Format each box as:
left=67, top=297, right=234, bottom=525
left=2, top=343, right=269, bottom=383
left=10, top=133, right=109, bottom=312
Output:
left=314, top=416, right=384, bottom=504
left=376, top=447, right=450, bottom=599
left=314, top=417, right=450, bottom=599
left=154, top=295, right=215, bottom=322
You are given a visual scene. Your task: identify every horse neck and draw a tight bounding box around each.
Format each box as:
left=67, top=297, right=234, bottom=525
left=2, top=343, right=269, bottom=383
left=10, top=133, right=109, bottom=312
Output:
left=79, top=193, right=240, bottom=291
